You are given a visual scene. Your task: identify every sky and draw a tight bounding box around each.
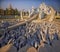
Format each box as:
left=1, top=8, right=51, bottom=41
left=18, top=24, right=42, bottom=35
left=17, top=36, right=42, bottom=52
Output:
left=0, top=0, right=60, bottom=12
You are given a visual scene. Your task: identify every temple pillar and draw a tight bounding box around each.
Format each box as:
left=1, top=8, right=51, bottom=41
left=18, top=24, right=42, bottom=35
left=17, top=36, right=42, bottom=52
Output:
left=20, top=11, right=23, bottom=20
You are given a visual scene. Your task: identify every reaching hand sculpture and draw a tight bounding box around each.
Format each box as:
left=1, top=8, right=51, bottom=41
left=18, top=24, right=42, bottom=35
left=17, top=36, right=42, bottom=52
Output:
left=39, top=3, right=55, bottom=22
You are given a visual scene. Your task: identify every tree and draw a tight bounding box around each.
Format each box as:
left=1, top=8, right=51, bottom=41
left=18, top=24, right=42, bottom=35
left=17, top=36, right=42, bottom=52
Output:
left=0, top=8, right=4, bottom=15
left=5, top=8, right=8, bottom=15
left=15, top=8, right=19, bottom=15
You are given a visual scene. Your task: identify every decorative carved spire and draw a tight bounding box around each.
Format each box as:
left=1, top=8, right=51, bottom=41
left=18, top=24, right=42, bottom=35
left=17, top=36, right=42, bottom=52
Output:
left=32, top=6, right=34, bottom=12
